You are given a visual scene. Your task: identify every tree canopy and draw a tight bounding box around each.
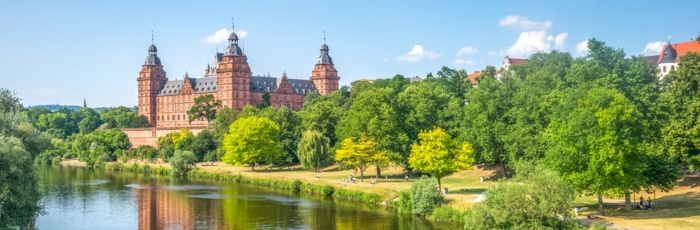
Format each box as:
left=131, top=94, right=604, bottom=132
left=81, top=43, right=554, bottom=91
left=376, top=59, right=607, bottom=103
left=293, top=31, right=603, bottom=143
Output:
left=409, top=127, right=474, bottom=192
left=222, top=116, right=284, bottom=170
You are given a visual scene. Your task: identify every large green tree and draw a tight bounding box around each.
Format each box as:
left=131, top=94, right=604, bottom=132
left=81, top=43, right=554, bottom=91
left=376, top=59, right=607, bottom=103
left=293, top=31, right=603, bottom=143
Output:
left=187, top=94, right=222, bottom=123
left=662, top=52, right=700, bottom=169
left=336, top=87, right=409, bottom=172
left=296, top=130, right=331, bottom=172
left=222, top=116, right=284, bottom=170
left=408, top=127, right=474, bottom=192
left=547, top=88, right=646, bottom=215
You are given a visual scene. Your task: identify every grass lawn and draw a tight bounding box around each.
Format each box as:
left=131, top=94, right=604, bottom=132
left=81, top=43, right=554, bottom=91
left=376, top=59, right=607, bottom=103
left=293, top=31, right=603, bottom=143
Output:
left=94, top=159, right=700, bottom=229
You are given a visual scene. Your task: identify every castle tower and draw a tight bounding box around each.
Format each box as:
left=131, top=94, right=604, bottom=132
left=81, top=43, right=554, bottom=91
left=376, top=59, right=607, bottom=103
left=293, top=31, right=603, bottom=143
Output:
left=217, top=21, right=252, bottom=110
left=310, top=38, right=339, bottom=95
left=138, top=39, right=167, bottom=127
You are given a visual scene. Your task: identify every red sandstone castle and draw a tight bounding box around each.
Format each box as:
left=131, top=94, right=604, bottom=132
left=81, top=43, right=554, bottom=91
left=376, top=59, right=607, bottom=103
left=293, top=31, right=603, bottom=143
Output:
left=137, top=25, right=339, bottom=128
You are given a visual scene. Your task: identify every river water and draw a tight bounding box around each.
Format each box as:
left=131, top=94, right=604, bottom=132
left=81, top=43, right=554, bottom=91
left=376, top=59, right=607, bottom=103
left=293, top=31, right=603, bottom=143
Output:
left=34, top=166, right=457, bottom=230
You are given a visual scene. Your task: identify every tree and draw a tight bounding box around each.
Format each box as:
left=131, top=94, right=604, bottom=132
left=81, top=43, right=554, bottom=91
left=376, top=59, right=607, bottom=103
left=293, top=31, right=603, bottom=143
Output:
left=222, top=116, right=284, bottom=170
left=334, top=135, right=389, bottom=182
left=187, top=94, right=222, bottom=123
left=171, top=150, right=196, bottom=177
left=409, top=127, right=474, bottom=192
left=0, top=88, right=22, bottom=113
left=257, top=92, right=272, bottom=108
left=662, top=52, right=700, bottom=169
left=297, top=130, right=331, bottom=172
left=546, top=88, right=646, bottom=215
left=0, top=136, right=43, bottom=228
left=463, top=72, right=520, bottom=176
left=99, top=106, right=149, bottom=128
left=409, top=178, right=445, bottom=216
left=336, top=87, right=409, bottom=173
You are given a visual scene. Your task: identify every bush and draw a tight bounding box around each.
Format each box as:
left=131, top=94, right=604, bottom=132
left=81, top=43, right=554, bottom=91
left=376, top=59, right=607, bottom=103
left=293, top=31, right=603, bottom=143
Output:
left=463, top=164, right=578, bottom=229
left=51, top=156, right=62, bottom=166
left=429, top=206, right=462, bottom=222
left=290, top=179, right=303, bottom=192
left=411, top=178, right=444, bottom=216
left=171, top=150, right=196, bottom=177
left=397, top=190, right=412, bottom=213
left=141, top=164, right=150, bottom=173
left=321, top=185, right=335, bottom=196
left=105, top=162, right=123, bottom=171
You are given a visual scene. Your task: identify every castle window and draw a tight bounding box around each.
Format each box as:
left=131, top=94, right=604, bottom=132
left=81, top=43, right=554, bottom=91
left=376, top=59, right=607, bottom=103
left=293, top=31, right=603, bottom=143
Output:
left=663, top=66, right=667, bottom=73
left=671, top=65, right=676, bottom=71
left=214, top=87, right=216, bottom=90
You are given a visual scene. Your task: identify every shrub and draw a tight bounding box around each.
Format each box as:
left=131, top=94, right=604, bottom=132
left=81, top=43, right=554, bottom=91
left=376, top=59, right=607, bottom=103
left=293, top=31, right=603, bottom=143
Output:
left=321, top=185, right=335, bottom=196
left=429, top=206, right=463, bottom=222
left=141, top=164, right=150, bottom=173
left=411, top=178, right=444, bottom=216
left=170, top=150, right=196, bottom=177
left=290, top=179, right=302, bottom=192
left=397, top=190, right=412, bottom=213
left=105, top=162, right=123, bottom=171
left=51, top=156, right=62, bottom=166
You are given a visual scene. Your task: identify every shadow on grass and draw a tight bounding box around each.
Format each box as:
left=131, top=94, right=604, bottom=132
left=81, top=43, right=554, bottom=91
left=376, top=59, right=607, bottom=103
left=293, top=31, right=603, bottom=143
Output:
left=445, top=188, right=487, bottom=195
left=575, top=191, right=700, bottom=220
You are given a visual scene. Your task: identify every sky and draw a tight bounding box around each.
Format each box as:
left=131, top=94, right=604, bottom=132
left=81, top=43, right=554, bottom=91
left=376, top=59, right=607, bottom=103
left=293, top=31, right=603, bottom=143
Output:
left=2, top=0, right=699, bottom=107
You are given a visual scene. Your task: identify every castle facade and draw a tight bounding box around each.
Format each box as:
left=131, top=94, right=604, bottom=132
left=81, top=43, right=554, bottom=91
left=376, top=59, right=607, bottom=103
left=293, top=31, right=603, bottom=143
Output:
left=137, top=25, right=339, bottom=128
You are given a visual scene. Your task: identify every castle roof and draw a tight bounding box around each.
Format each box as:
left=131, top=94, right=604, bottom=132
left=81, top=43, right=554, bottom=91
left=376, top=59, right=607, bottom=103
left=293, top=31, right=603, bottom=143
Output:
left=657, top=40, right=700, bottom=64
left=249, top=75, right=317, bottom=94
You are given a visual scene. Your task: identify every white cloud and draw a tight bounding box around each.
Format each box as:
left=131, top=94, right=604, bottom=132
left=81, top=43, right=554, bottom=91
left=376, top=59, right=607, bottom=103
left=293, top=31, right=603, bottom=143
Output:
left=642, top=41, right=665, bottom=55
left=453, top=59, right=474, bottom=66
left=201, top=28, right=249, bottom=44
left=554, top=33, right=568, bottom=50
left=575, top=40, right=589, bottom=56
left=394, top=45, right=441, bottom=62
left=456, top=46, right=479, bottom=56
left=499, top=15, right=552, bottom=31
left=495, top=31, right=568, bottom=57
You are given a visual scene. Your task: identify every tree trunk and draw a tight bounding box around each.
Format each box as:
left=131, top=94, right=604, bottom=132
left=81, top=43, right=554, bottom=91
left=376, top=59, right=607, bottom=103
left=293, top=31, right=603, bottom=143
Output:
left=376, top=166, right=382, bottom=178
left=437, top=177, right=442, bottom=193
left=624, top=191, right=632, bottom=210
left=251, top=164, right=255, bottom=171
left=360, top=170, right=364, bottom=182
left=598, top=194, right=605, bottom=216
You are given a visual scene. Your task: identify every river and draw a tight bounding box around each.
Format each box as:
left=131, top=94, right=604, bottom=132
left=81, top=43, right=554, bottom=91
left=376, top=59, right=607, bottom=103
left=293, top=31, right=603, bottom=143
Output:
left=34, top=166, right=458, bottom=229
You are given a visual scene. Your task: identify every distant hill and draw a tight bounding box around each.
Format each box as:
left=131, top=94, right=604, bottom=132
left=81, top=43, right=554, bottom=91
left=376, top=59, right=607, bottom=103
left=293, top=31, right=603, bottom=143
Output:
left=26, top=104, right=83, bottom=111
left=26, top=105, right=136, bottom=112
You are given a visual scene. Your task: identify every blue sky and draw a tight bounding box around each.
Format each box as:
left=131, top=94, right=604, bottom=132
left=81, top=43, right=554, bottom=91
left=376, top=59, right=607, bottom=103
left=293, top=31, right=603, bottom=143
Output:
left=2, top=0, right=699, bottom=107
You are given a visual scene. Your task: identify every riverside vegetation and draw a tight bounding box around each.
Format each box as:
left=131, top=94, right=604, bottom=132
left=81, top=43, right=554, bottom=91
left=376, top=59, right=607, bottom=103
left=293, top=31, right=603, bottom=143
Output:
left=4, top=38, right=700, bottom=229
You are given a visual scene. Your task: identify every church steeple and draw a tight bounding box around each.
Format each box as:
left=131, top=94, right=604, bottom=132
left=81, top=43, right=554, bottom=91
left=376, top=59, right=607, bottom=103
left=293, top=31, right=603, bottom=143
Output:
left=83, top=97, right=86, bottom=108
left=317, top=32, right=333, bottom=64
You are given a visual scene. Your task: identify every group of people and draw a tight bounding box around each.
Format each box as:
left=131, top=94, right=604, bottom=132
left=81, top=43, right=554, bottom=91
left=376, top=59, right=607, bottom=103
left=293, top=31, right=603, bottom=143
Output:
left=637, top=196, right=652, bottom=210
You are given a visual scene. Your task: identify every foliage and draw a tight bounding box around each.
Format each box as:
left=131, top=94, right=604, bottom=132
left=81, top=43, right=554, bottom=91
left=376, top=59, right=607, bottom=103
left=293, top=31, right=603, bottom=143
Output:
left=397, top=190, right=412, bottom=214
left=222, top=116, right=284, bottom=170
left=296, top=130, right=331, bottom=172
left=187, top=94, right=222, bottom=123
left=334, top=135, right=389, bottom=182
left=429, top=206, right=463, bottom=222
left=290, top=179, right=302, bottom=192
left=337, top=87, right=409, bottom=172
left=99, top=106, right=149, bottom=128
left=257, top=92, right=272, bottom=108
left=72, top=129, right=131, bottom=167
left=463, top=163, right=577, bottom=229
left=409, top=127, right=474, bottom=192
left=171, top=150, right=196, bottom=177
left=0, top=88, right=23, bottom=113
left=0, top=136, right=43, bottom=228
left=321, top=185, right=335, bottom=196
left=410, top=178, right=445, bottom=216
left=662, top=52, right=700, bottom=169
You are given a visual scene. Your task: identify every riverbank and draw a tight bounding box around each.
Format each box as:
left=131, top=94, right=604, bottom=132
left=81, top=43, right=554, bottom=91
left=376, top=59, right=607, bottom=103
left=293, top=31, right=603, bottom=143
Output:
left=60, top=159, right=700, bottom=229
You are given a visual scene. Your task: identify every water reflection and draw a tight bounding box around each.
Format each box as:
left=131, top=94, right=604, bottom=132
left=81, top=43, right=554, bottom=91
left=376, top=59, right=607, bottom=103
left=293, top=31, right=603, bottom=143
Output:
left=37, top=166, right=456, bottom=230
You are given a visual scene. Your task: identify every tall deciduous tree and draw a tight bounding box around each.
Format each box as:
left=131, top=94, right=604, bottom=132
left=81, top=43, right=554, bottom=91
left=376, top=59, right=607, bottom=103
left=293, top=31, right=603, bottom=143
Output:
left=334, top=135, right=389, bottom=182
left=662, top=52, right=700, bottom=169
left=222, top=116, right=284, bottom=170
left=188, top=94, right=222, bottom=123
left=409, top=127, right=474, bottom=192
left=336, top=87, right=409, bottom=173
left=297, top=130, right=331, bottom=172
left=547, top=88, right=646, bottom=215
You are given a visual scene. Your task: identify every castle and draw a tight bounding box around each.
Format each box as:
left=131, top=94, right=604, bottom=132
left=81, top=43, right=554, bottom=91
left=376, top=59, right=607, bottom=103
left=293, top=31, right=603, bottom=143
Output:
left=137, top=24, right=340, bottom=128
